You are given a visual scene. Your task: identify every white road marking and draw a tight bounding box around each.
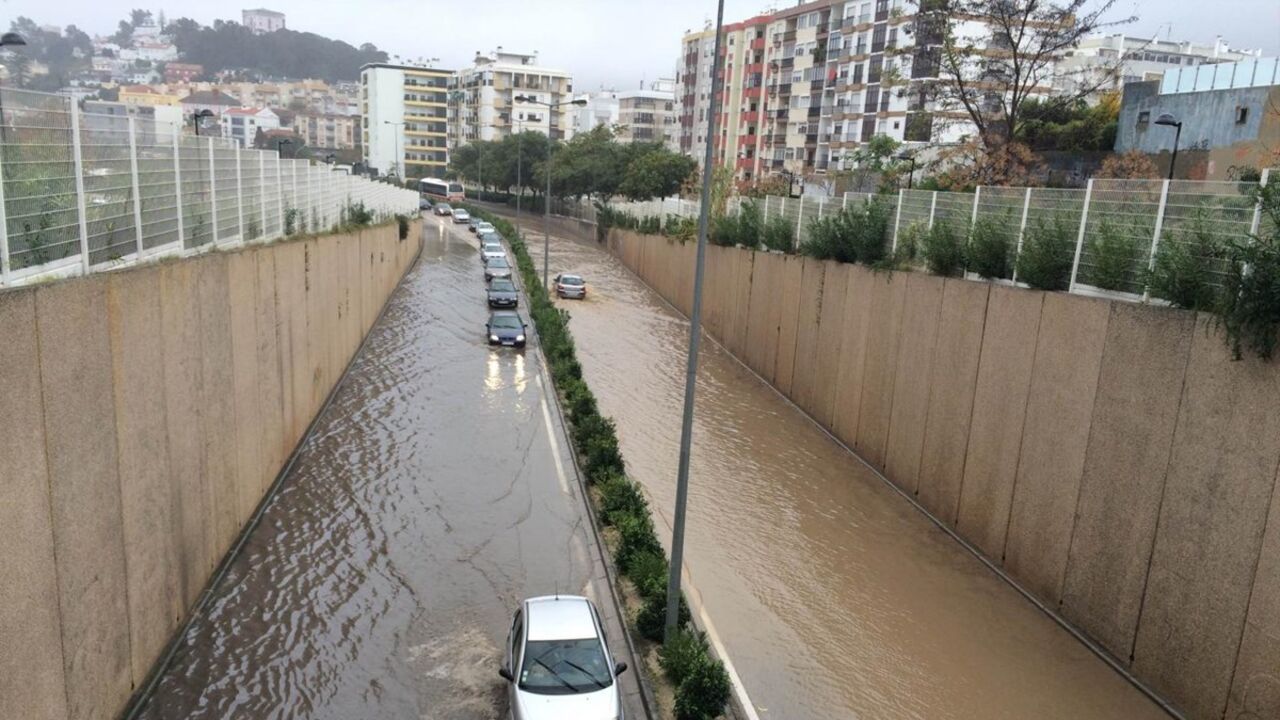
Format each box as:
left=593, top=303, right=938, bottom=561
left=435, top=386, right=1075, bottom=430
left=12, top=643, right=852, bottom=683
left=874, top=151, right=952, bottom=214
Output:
left=535, top=374, right=572, bottom=496
left=681, top=565, right=764, bottom=720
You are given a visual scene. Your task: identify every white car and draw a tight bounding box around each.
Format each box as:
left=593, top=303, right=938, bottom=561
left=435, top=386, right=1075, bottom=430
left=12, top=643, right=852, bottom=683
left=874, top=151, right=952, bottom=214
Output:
left=453, top=208, right=472, bottom=224
left=482, top=242, right=507, bottom=263
left=477, top=221, right=496, bottom=235
left=500, top=596, right=627, bottom=720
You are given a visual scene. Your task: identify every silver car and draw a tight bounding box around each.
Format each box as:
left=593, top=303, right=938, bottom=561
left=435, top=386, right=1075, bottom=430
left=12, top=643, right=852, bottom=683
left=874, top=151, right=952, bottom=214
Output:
left=500, top=595, right=627, bottom=720
left=554, top=273, right=587, bottom=300
left=485, top=255, right=513, bottom=282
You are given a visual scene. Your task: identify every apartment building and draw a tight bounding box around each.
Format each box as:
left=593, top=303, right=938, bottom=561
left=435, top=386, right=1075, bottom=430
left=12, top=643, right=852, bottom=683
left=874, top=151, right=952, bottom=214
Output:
left=617, top=84, right=678, bottom=149
left=448, top=49, right=575, bottom=148
left=220, top=107, right=281, bottom=147
left=361, top=63, right=451, bottom=178
left=1056, top=34, right=1267, bottom=100
left=243, top=9, right=287, bottom=35
left=678, top=0, right=976, bottom=183
left=295, top=113, right=360, bottom=151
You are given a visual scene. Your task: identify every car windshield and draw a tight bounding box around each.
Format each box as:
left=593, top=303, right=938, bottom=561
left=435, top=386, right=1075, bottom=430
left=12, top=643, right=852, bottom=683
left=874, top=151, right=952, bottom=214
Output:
left=489, top=257, right=510, bottom=268
left=456, top=211, right=469, bottom=217
left=560, top=276, right=584, bottom=286
left=490, top=315, right=522, bottom=330
left=519, top=638, right=613, bottom=695
left=485, top=246, right=504, bottom=253
left=490, top=279, right=516, bottom=292
left=438, top=204, right=451, bottom=211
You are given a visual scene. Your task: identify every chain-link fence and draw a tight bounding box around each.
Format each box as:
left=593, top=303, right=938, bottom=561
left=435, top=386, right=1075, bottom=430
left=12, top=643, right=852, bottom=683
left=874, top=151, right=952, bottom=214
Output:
left=0, top=88, right=419, bottom=288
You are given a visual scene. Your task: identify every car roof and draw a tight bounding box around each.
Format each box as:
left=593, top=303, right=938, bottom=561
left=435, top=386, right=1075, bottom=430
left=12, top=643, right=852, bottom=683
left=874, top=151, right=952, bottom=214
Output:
left=560, top=274, right=584, bottom=281
left=490, top=310, right=523, bottom=321
left=524, top=596, right=598, bottom=641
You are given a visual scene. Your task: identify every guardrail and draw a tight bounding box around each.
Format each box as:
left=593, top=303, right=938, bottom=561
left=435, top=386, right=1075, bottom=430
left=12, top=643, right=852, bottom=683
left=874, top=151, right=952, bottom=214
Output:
left=0, top=87, right=419, bottom=288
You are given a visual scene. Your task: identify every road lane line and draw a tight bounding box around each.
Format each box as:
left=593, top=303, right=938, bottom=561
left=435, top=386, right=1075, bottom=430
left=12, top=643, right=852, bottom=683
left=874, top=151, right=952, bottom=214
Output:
left=535, top=374, right=572, bottom=495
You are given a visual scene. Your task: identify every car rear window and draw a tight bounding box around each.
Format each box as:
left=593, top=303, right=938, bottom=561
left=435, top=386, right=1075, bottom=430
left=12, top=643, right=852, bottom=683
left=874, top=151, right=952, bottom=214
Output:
left=560, top=276, right=584, bottom=286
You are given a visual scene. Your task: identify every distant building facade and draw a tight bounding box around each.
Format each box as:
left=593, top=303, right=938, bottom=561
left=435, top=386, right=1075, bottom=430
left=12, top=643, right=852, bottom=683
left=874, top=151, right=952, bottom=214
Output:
left=220, top=107, right=281, bottom=147
left=164, top=63, right=204, bottom=84
left=449, top=49, right=575, bottom=147
left=1115, top=58, right=1280, bottom=179
left=616, top=85, right=677, bottom=149
left=1057, top=33, right=1267, bottom=101
left=242, top=9, right=286, bottom=34
left=361, top=63, right=452, bottom=178
left=295, top=112, right=359, bottom=150
left=119, top=85, right=180, bottom=107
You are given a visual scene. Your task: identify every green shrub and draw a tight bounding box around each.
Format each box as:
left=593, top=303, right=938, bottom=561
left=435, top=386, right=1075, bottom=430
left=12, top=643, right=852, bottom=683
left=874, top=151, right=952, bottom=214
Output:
left=627, top=548, right=669, bottom=601
left=597, top=473, right=648, bottom=526
left=802, top=200, right=891, bottom=265
left=922, top=221, right=965, bottom=276
left=665, top=215, right=698, bottom=242
left=396, top=214, right=410, bottom=239
left=674, top=655, right=732, bottom=720
left=1146, top=211, right=1222, bottom=311
left=968, top=214, right=1015, bottom=279
left=583, top=429, right=624, bottom=482
left=1218, top=181, right=1280, bottom=360
left=635, top=591, right=691, bottom=642
left=852, top=198, right=893, bottom=265
left=614, top=511, right=662, bottom=573
left=1017, top=214, right=1074, bottom=291
left=893, top=221, right=927, bottom=268
left=802, top=212, right=849, bottom=262
left=761, top=216, right=795, bottom=253
left=1088, top=218, right=1142, bottom=291
left=659, top=629, right=708, bottom=684
left=710, top=213, right=739, bottom=247
left=345, top=201, right=375, bottom=226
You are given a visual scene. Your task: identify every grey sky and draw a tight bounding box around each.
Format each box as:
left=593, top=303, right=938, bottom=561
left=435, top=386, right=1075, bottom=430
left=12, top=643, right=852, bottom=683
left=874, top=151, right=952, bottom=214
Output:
left=5, top=0, right=1278, bottom=90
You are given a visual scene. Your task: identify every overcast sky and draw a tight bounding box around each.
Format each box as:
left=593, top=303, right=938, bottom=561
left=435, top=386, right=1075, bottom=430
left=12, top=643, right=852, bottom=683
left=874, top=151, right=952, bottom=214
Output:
left=6, top=0, right=1279, bottom=90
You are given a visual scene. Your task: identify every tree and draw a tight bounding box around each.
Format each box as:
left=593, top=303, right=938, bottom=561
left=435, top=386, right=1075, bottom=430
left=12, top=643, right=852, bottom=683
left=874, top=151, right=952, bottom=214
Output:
left=617, top=145, right=696, bottom=201
left=129, top=9, right=153, bottom=28
left=912, top=0, right=1133, bottom=149
left=1096, top=150, right=1160, bottom=179
left=110, top=20, right=134, bottom=46
left=1017, top=94, right=1119, bottom=151
left=165, top=16, right=387, bottom=82
left=838, top=133, right=901, bottom=192
left=933, top=139, right=1043, bottom=190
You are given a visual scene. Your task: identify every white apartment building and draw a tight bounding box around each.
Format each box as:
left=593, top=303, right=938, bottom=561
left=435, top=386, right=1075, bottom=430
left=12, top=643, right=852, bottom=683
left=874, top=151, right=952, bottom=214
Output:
left=572, top=92, right=621, bottom=136
left=242, top=9, right=286, bottom=35
left=1056, top=33, right=1267, bottom=100
left=220, top=107, right=281, bottom=147
left=676, top=26, right=718, bottom=161
left=448, top=49, right=575, bottom=149
left=572, top=81, right=678, bottom=150
left=361, top=63, right=451, bottom=178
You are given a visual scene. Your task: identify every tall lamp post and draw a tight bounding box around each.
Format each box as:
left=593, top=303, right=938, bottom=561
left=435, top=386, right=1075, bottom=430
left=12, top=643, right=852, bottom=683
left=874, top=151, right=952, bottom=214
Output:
left=664, top=0, right=727, bottom=642
left=1154, top=113, right=1182, bottom=181
left=384, top=120, right=405, bottom=179
left=192, top=108, right=214, bottom=136
left=895, top=151, right=917, bottom=189
left=514, top=93, right=588, bottom=289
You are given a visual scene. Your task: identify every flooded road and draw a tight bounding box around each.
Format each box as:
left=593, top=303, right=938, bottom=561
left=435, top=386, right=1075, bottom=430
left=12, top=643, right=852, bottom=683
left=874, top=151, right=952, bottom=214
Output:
left=135, top=217, right=643, bottom=719
left=542, top=227, right=1170, bottom=720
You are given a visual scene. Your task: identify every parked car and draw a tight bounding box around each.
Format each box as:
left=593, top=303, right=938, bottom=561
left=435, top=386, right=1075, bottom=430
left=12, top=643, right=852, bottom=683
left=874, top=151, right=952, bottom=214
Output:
left=484, top=255, right=513, bottom=282
left=487, top=277, right=519, bottom=309
left=486, top=310, right=528, bottom=348
left=499, top=595, right=627, bottom=720
left=554, top=273, right=587, bottom=300
left=419, top=198, right=432, bottom=210
left=476, top=221, right=496, bottom=235
left=453, top=208, right=472, bottom=224
left=468, top=215, right=483, bottom=233
left=479, top=229, right=503, bottom=245
left=433, top=203, right=453, bottom=216
left=482, top=242, right=507, bottom=263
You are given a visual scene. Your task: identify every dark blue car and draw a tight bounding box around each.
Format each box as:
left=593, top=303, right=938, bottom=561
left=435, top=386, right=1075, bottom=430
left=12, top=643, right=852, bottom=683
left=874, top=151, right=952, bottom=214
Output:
left=487, top=311, right=528, bottom=348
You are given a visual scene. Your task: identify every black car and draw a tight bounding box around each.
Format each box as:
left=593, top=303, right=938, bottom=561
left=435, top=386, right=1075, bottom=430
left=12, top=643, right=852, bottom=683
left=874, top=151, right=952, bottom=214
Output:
left=486, top=311, right=528, bottom=348
left=487, top=277, right=519, bottom=308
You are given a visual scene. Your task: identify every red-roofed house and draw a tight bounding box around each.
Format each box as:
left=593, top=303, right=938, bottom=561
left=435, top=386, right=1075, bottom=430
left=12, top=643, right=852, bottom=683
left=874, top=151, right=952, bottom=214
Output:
left=220, top=107, right=280, bottom=147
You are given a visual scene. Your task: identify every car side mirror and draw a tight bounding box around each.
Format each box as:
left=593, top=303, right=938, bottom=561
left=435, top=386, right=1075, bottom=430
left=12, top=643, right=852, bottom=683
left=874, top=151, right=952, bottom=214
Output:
left=523, top=323, right=528, bottom=329
left=485, top=323, right=490, bottom=330
left=499, top=666, right=514, bottom=682
left=614, top=661, right=628, bottom=676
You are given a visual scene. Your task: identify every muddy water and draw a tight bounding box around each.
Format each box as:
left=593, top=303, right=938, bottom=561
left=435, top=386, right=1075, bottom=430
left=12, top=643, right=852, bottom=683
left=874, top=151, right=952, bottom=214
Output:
left=547, top=232, right=1169, bottom=720
left=135, top=218, right=641, bottom=719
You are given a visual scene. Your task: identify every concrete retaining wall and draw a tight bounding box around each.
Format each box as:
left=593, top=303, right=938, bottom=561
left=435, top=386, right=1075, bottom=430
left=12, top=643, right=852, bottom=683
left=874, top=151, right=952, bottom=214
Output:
left=606, top=227, right=1280, bottom=720
left=0, top=221, right=420, bottom=720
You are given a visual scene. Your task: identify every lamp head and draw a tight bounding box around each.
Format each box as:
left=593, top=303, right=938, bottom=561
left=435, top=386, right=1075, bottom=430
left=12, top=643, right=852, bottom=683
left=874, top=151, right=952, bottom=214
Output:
left=0, top=32, right=27, bottom=47
left=1154, top=113, right=1180, bottom=127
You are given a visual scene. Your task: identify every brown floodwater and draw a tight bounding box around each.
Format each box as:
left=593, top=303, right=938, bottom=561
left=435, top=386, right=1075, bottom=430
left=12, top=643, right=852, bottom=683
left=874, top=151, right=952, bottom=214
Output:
left=133, top=217, right=643, bottom=720
left=544, top=229, right=1171, bottom=720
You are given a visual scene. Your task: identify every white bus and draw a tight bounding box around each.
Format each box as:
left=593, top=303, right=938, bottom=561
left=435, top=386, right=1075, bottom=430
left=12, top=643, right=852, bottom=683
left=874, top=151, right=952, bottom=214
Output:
left=420, top=177, right=465, bottom=203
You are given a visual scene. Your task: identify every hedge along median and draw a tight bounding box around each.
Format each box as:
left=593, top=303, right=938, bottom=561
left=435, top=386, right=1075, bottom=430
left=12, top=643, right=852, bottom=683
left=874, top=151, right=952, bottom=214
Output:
left=462, top=204, right=732, bottom=720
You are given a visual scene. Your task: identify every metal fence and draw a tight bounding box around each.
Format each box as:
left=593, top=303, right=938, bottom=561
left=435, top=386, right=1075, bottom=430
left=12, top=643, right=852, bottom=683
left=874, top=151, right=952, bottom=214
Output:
left=595, top=171, right=1271, bottom=300
left=0, top=87, right=419, bottom=288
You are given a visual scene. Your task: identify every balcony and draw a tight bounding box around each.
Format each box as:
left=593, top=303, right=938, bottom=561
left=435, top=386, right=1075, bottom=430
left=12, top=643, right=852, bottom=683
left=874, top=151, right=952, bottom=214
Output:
left=780, top=57, right=795, bottom=69
left=772, top=133, right=787, bottom=145
left=782, top=30, right=797, bottom=42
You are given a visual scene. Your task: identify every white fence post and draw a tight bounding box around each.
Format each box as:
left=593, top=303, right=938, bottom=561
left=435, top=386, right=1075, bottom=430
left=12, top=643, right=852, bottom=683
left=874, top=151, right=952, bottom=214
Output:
left=970, top=185, right=982, bottom=231
left=276, top=153, right=284, bottom=237
left=208, top=137, right=219, bottom=245
left=0, top=131, right=11, bottom=285
left=1143, top=179, right=1172, bottom=301
left=1250, top=168, right=1270, bottom=236
left=128, top=117, right=144, bottom=258
left=1069, top=178, right=1095, bottom=292
left=235, top=147, right=245, bottom=242
left=172, top=128, right=184, bottom=245
left=794, top=197, right=804, bottom=251
left=892, top=187, right=904, bottom=253
left=928, top=190, right=938, bottom=229
left=69, top=104, right=91, bottom=274
left=817, top=195, right=825, bottom=223
left=1011, top=186, right=1032, bottom=284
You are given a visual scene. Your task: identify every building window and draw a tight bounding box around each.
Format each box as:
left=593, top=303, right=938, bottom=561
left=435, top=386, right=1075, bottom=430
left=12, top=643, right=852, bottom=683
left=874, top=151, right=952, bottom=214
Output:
left=1235, top=106, right=1249, bottom=124
left=1137, top=110, right=1150, bottom=125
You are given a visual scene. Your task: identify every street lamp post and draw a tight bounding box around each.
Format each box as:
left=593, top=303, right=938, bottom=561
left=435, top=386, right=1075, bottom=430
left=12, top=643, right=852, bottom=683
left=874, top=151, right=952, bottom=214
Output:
left=514, top=93, right=588, bottom=289
left=664, top=0, right=727, bottom=642
left=515, top=118, right=524, bottom=234
left=1154, top=113, right=1182, bottom=181
left=895, top=151, right=917, bottom=189
left=192, top=108, right=214, bottom=137
left=384, top=120, right=405, bottom=179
